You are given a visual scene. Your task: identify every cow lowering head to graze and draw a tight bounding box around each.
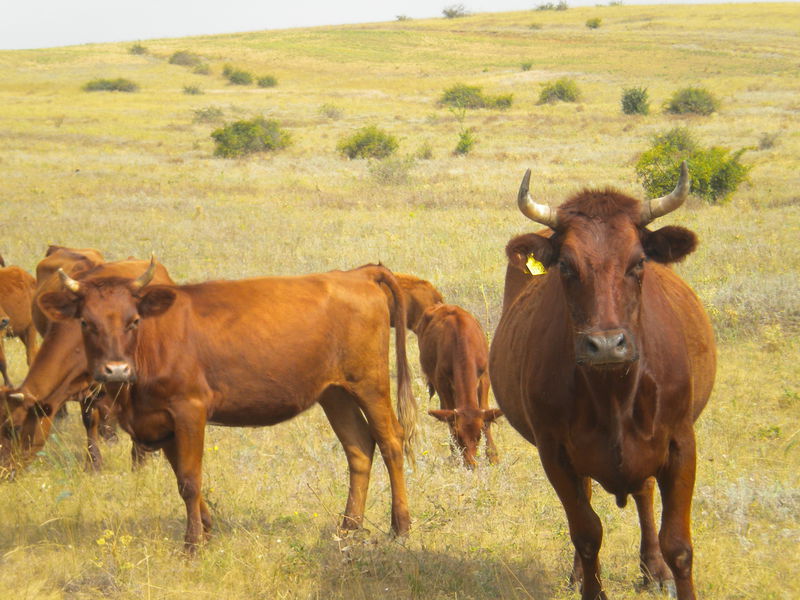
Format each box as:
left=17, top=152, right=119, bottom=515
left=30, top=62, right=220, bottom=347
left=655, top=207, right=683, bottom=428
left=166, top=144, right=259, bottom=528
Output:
left=0, top=256, right=172, bottom=477
left=489, top=163, right=716, bottom=600
left=417, top=304, right=502, bottom=468
left=37, top=260, right=417, bottom=552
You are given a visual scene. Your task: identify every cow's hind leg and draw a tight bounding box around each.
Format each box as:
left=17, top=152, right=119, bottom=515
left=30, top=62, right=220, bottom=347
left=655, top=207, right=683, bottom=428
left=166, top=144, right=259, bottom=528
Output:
left=478, top=373, right=499, bottom=464
left=634, top=477, right=673, bottom=589
left=320, top=388, right=376, bottom=532
left=350, top=383, right=411, bottom=536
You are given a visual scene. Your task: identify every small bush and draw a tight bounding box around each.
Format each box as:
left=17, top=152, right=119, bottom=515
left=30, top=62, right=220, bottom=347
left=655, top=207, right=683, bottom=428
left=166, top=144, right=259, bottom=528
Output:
left=537, top=78, right=581, bottom=104
left=665, top=86, right=720, bottom=115
left=369, top=155, right=416, bottom=185
left=442, top=4, right=468, bottom=18
left=211, top=117, right=291, bottom=158
left=257, top=75, right=278, bottom=88
left=169, top=51, right=202, bottom=67
left=183, top=85, right=203, bottom=95
left=396, top=15, right=411, bottom=21
left=586, top=17, right=602, bottom=29
left=319, top=104, right=343, bottom=120
left=536, top=1, right=568, bottom=10
left=635, top=127, right=751, bottom=204
left=454, top=128, right=477, bottom=155
left=758, top=132, right=779, bottom=150
left=129, top=43, right=147, bottom=55
left=193, top=64, right=211, bottom=75
left=521, top=62, right=533, bottom=71
left=337, top=125, right=399, bottom=160
left=193, top=106, right=224, bottom=123
left=83, top=78, right=138, bottom=92
left=621, top=86, right=649, bottom=115
left=529, top=23, right=543, bottom=30
left=440, top=83, right=512, bottom=110
left=226, top=69, right=253, bottom=85
left=416, top=141, right=434, bottom=160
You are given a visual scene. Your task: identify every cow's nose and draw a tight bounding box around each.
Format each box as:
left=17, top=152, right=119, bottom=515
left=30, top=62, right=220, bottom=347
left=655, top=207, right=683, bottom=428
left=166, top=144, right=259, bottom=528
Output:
left=577, top=329, right=637, bottom=365
left=100, top=362, right=133, bottom=382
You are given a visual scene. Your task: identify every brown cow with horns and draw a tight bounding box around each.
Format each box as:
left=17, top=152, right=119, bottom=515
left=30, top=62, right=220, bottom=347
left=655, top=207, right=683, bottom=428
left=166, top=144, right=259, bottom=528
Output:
left=37, top=261, right=417, bottom=551
left=489, top=163, right=716, bottom=600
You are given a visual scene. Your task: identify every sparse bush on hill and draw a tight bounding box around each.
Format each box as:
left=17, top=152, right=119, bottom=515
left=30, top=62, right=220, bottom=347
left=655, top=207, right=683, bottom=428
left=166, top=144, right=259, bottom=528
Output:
left=442, top=4, right=469, bottom=18
left=529, top=22, right=543, bottom=29
left=665, top=86, right=720, bottom=115
left=521, top=61, right=533, bottom=71
left=169, top=51, right=203, bottom=67
left=319, top=103, right=343, bottom=120
left=369, top=155, right=416, bottom=185
left=193, top=64, right=211, bottom=75
left=439, top=83, right=513, bottom=110
left=337, top=125, right=398, bottom=160
left=586, top=17, right=602, bottom=29
left=183, top=85, right=203, bottom=95
left=416, top=141, right=434, bottom=160
left=537, top=78, right=581, bottom=104
left=129, top=43, right=147, bottom=55
left=636, top=127, right=751, bottom=204
left=82, top=78, right=139, bottom=92
left=758, top=132, right=779, bottom=150
left=454, top=128, right=477, bottom=155
left=536, top=1, right=568, bottom=10
left=225, top=68, right=254, bottom=85
left=211, top=117, right=291, bottom=158
left=257, top=75, right=278, bottom=88
left=621, top=86, right=649, bottom=115
left=396, top=15, right=411, bottom=21
left=193, top=106, right=224, bottom=123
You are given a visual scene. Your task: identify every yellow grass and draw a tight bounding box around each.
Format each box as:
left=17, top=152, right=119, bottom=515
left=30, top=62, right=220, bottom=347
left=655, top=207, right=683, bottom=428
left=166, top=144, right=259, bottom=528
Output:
left=0, top=3, right=798, bottom=598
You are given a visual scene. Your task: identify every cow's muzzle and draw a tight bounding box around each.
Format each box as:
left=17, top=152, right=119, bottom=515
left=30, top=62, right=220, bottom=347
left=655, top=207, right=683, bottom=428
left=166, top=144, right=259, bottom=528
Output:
left=576, top=328, right=638, bottom=366
left=95, top=361, right=136, bottom=383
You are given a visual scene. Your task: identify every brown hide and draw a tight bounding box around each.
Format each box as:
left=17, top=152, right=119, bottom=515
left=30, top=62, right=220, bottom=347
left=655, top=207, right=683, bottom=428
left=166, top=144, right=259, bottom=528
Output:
left=0, top=258, right=173, bottom=476
left=37, top=263, right=416, bottom=550
left=0, top=266, right=39, bottom=385
left=418, top=304, right=501, bottom=468
left=392, top=273, right=444, bottom=329
left=489, top=186, right=715, bottom=600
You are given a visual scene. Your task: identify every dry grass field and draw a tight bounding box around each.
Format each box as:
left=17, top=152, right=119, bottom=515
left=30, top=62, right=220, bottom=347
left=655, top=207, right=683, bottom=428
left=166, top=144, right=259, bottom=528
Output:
left=0, top=3, right=798, bottom=598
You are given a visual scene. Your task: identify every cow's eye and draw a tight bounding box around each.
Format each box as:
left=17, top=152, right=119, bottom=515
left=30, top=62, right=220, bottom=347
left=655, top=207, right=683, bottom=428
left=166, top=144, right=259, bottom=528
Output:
left=80, top=319, right=88, bottom=329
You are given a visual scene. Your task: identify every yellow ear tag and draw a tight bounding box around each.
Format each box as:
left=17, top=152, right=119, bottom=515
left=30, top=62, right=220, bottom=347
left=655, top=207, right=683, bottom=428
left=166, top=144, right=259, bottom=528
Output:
left=526, top=254, right=547, bottom=276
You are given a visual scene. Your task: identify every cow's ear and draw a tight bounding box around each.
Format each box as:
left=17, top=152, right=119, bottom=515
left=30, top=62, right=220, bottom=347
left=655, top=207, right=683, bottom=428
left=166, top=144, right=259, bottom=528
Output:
left=137, top=287, right=176, bottom=318
left=428, top=409, right=456, bottom=423
left=506, top=233, right=557, bottom=272
left=481, top=408, right=504, bottom=423
left=642, top=226, right=698, bottom=264
left=38, top=291, right=80, bottom=321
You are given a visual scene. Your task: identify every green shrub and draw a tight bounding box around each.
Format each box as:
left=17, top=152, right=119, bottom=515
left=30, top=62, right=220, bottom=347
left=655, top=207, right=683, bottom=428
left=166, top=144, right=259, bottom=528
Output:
left=635, top=127, right=751, bottom=204
left=440, top=83, right=512, bottom=110
left=621, top=86, right=650, bottom=115
left=226, top=68, right=253, bottom=85
left=396, top=15, right=411, bottom=21
left=82, top=78, right=138, bottom=92
left=442, top=4, right=468, bottom=18
left=211, top=117, right=291, bottom=158
left=521, top=61, right=533, bottom=71
left=319, top=103, right=343, bottom=120
left=586, top=17, right=602, bottom=29
left=454, top=128, right=477, bottom=155
left=193, top=106, right=224, bottom=123
left=537, top=78, right=581, bottom=104
left=536, top=1, right=568, bottom=10
left=193, top=64, right=211, bottom=75
left=337, top=125, right=398, bottom=159
left=415, top=141, right=434, bottom=160
left=369, top=155, right=416, bottom=185
left=183, top=85, right=203, bottom=95
left=665, top=86, right=720, bottom=115
left=129, top=43, right=147, bottom=55
left=257, top=75, right=278, bottom=88
left=169, top=51, right=202, bottom=67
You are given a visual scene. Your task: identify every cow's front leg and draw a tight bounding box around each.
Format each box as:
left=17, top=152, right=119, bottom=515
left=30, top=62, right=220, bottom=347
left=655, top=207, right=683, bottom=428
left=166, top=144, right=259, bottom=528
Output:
left=539, top=441, right=607, bottom=600
left=161, top=398, right=209, bottom=553
left=657, top=428, right=697, bottom=600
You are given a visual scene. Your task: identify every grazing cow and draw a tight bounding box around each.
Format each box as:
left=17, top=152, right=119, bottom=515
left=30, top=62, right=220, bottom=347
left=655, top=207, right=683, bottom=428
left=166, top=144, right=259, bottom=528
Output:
left=394, top=273, right=444, bottom=330
left=37, top=261, right=417, bottom=551
left=489, top=164, right=716, bottom=600
left=0, top=265, right=39, bottom=385
left=418, top=304, right=502, bottom=468
left=0, top=257, right=173, bottom=475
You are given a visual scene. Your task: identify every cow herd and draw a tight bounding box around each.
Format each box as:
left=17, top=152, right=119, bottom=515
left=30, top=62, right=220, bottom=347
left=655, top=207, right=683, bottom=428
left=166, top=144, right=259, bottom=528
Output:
left=0, top=166, right=714, bottom=600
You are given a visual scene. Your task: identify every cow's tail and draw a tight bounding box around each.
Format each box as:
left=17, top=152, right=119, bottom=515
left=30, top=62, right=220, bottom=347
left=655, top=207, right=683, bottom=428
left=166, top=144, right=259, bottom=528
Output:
left=375, top=268, right=418, bottom=467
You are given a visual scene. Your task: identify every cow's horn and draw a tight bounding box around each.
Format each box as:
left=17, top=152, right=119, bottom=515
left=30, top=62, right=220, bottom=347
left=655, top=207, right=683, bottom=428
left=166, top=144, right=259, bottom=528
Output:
left=58, top=268, right=82, bottom=294
left=9, top=393, right=25, bottom=402
left=132, top=254, right=157, bottom=290
left=517, top=169, right=559, bottom=229
left=640, top=161, right=690, bottom=225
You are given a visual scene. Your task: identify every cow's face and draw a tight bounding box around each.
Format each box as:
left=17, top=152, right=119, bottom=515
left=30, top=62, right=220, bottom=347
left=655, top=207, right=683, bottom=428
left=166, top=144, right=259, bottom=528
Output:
left=38, top=279, right=175, bottom=385
left=0, top=389, right=51, bottom=476
left=509, top=170, right=697, bottom=369
left=429, top=408, right=502, bottom=468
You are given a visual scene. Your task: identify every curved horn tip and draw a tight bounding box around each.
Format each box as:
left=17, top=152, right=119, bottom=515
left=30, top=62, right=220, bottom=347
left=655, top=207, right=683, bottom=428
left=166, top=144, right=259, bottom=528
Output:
left=9, top=392, right=25, bottom=401
left=132, top=255, right=157, bottom=290
left=57, top=268, right=82, bottom=293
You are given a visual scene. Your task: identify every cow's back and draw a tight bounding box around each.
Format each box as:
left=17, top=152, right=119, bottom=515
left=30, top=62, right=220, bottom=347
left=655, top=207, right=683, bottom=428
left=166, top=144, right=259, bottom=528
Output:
left=0, top=266, right=36, bottom=329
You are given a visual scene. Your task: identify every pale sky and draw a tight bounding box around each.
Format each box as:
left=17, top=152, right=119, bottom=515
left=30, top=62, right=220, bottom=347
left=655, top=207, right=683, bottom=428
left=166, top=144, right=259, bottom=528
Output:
left=0, top=0, right=785, bottom=51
